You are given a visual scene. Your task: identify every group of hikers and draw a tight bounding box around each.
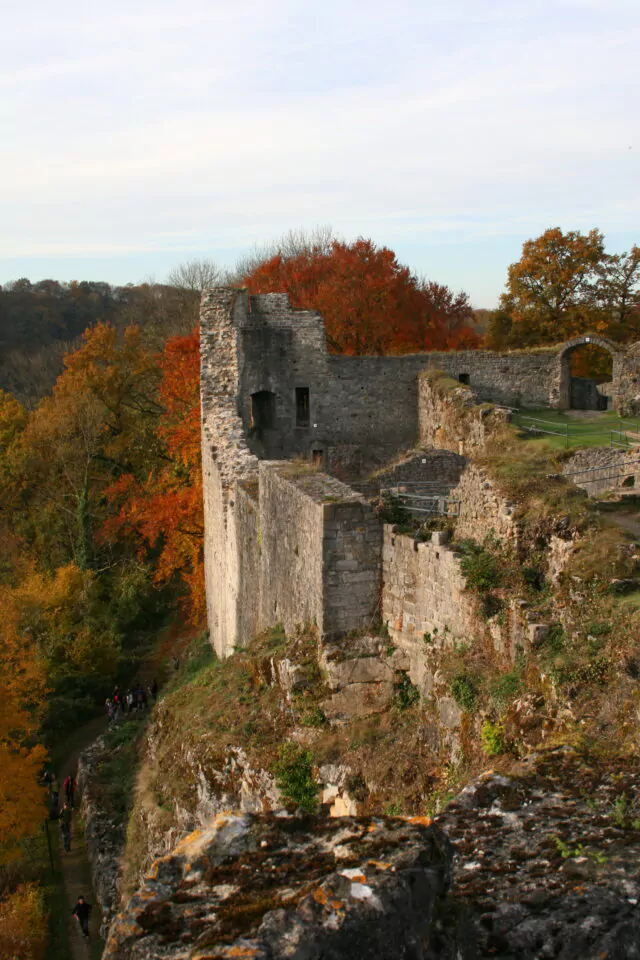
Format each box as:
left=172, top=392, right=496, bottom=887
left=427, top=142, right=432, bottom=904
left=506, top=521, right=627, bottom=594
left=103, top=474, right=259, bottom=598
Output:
left=105, top=679, right=158, bottom=721
left=43, top=770, right=93, bottom=939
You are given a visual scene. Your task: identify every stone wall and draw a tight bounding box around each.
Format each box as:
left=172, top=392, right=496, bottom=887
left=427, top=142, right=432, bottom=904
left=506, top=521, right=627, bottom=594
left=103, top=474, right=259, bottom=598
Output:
left=382, top=528, right=474, bottom=652
left=452, top=463, right=518, bottom=544
left=562, top=446, right=640, bottom=496
left=418, top=371, right=512, bottom=455
left=618, top=344, right=640, bottom=415
left=259, top=464, right=381, bottom=639
left=200, top=289, right=260, bottom=658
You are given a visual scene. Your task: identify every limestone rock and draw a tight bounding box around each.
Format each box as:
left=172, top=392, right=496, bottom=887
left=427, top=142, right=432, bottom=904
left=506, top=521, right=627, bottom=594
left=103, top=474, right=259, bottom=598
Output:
left=321, top=681, right=394, bottom=722
left=434, top=747, right=640, bottom=959
left=103, top=812, right=452, bottom=960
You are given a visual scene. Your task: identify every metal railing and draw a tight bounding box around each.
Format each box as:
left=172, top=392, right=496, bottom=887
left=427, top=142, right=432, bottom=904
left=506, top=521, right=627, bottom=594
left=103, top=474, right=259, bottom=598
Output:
left=514, top=413, right=640, bottom=450
left=562, top=456, right=640, bottom=486
left=382, top=486, right=460, bottom=517
left=515, top=415, right=571, bottom=446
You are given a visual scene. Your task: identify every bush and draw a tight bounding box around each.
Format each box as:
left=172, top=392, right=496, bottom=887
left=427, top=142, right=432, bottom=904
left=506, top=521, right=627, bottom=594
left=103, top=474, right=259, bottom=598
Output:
left=481, top=720, right=506, bottom=756
left=489, top=669, right=523, bottom=710
left=273, top=744, right=319, bottom=813
left=299, top=707, right=328, bottom=728
left=450, top=673, right=478, bottom=712
left=458, top=540, right=501, bottom=594
left=393, top=673, right=420, bottom=710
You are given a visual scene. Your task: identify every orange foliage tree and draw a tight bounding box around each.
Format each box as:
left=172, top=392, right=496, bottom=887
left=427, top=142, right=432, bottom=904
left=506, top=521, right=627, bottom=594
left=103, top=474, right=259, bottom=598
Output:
left=487, top=229, right=640, bottom=350
left=0, top=883, right=47, bottom=960
left=0, top=589, right=47, bottom=863
left=243, top=238, right=479, bottom=354
left=101, top=330, right=205, bottom=624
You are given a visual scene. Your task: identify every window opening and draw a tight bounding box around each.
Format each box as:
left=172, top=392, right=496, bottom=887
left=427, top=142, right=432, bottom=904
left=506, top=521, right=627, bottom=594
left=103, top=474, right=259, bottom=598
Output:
left=458, top=373, right=470, bottom=385
left=250, top=391, right=276, bottom=431
left=296, top=387, right=310, bottom=427
left=312, top=449, right=324, bottom=466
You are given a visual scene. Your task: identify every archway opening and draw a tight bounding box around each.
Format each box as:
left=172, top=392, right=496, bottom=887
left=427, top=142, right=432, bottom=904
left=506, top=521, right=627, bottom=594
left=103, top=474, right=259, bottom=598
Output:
left=566, top=342, right=613, bottom=410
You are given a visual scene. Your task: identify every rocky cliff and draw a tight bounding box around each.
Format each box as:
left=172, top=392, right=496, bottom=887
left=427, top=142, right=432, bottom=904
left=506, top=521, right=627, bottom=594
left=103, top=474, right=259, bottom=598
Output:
left=101, top=747, right=640, bottom=960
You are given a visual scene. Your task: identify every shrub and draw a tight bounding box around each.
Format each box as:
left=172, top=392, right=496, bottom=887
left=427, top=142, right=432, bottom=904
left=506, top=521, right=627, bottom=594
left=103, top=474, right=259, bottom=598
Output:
left=523, top=565, right=545, bottom=591
left=481, top=720, right=506, bottom=756
left=299, top=707, right=328, bottom=728
left=450, top=673, right=478, bottom=712
left=458, top=540, right=501, bottom=593
left=393, top=673, right=420, bottom=710
left=273, top=743, right=319, bottom=813
left=374, top=493, right=411, bottom=526
left=489, top=669, right=523, bottom=710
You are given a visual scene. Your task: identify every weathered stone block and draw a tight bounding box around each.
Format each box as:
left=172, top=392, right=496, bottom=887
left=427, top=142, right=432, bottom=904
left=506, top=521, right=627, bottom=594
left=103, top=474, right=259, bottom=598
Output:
left=103, top=812, right=452, bottom=960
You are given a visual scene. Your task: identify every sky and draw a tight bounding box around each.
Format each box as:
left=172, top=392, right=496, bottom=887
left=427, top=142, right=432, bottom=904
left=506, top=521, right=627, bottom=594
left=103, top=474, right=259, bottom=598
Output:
left=1, top=0, right=638, bottom=306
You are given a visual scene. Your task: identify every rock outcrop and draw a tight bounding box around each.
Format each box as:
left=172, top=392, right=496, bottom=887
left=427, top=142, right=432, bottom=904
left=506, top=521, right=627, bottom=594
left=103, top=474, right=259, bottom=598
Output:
left=434, top=747, right=640, bottom=959
left=77, top=734, right=126, bottom=939
left=103, top=811, right=452, bottom=960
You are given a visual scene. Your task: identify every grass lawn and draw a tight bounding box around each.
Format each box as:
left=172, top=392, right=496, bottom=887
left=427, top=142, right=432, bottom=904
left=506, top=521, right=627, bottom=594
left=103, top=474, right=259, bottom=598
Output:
left=513, top=409, right=640, bottom=450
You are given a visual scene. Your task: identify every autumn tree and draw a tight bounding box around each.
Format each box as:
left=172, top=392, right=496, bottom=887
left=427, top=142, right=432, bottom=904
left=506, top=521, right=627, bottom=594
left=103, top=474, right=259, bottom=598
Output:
left=242, top=235, right=478, bottom=354
left=487, top=228, right=640, bottom=349
left=101, top=329, right=205, bottom=624
left=0, top=589, right=47, bottom=864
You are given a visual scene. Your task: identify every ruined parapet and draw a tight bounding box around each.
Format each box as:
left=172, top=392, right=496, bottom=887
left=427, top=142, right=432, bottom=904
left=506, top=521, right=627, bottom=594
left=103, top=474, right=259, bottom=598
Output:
left=452, top=463, right=519, bottom=544
left=200, top=288, right=260, bottom=657
left=618, top=341, right=640, bottom=415
left=418, top=370, right=511, bottom=456
left=259, top=462, right=381, bottom=639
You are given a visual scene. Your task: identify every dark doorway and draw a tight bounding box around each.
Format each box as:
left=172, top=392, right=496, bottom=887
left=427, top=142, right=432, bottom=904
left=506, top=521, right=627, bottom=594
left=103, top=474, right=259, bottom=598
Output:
left=250, top=390, right=276, bottom=431
left=458, top=373, right=470, bottom=385
left=296, top=387, right=310, bottom=427
left=566, top=343, right=613, bottom=410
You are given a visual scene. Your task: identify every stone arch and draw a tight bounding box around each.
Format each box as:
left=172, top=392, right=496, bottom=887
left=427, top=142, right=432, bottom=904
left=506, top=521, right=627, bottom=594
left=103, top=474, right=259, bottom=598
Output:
left=556, top=335, right=622, bottom=410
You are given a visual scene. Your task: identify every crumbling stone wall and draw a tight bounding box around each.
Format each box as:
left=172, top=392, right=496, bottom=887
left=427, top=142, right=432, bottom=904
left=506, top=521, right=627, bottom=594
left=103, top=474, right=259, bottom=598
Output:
left=200, top=289, right=260, bottom=658
left=617, top=343, right=640, bottom=415
left=382, top=528, right=473, bottom=652
left=452, top=464, right=518, bottom=544
left=562, top=446, right=640, bottom=496
left=259, top=464, right=381, bottom=639
left=418, top=371, right=511, bottom=455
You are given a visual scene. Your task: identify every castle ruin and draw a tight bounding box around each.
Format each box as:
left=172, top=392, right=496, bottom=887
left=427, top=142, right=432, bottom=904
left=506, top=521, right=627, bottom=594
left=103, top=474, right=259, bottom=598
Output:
left=200, top=287, right=640, bottom=660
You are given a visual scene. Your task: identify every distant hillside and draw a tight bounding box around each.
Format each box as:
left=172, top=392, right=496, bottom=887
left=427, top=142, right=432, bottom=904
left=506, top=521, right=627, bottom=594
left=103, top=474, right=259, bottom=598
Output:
left=0, top=279, right=198, bottom=405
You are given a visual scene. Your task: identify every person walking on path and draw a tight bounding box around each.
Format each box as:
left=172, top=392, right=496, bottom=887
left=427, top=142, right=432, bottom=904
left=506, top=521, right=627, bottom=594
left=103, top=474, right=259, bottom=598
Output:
left=64, top=774, right=76, bottom=808
left=72, top=896, right=92, bottom=940
left=59, top=801, right=72, bottom=852
left=50, top=775, right=59, bottom=806
left=150, top=678, right=158, bottom=701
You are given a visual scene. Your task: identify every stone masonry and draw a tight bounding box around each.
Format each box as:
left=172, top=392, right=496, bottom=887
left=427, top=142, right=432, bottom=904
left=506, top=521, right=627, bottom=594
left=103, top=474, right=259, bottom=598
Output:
left=200, top=287, right=640, bottom=657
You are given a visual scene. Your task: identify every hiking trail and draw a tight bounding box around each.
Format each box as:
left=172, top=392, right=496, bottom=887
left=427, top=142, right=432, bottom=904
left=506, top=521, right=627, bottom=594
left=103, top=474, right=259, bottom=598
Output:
left=55, top=715, right=107, bottom=960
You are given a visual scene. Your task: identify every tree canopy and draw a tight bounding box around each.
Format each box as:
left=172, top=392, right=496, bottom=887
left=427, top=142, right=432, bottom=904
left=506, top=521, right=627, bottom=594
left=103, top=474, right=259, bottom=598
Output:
left=242, top=235, right=479, bottom=354
left=486, top=228, right=640, bottom=349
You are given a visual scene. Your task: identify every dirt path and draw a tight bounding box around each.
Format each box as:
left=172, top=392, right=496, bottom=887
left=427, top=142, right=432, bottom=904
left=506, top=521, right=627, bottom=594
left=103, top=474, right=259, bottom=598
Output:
left=56, top=716, right=108, bottom=960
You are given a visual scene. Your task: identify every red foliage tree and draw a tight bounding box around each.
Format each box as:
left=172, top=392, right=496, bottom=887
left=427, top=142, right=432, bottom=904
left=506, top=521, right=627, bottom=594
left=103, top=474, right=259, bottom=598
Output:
left=102, top=330, right=205, bottom=624
left=243, top=238, right=479, bottom=354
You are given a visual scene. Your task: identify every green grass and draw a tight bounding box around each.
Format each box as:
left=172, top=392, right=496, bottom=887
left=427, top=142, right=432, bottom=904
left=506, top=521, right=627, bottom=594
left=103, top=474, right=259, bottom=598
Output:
left=513, top=409, right=640, bottom=450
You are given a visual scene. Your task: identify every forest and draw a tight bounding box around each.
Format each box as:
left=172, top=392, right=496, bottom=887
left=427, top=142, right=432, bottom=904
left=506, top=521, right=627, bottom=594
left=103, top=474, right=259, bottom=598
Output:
left=0, top=227, right=639, bottom=957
